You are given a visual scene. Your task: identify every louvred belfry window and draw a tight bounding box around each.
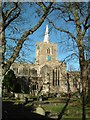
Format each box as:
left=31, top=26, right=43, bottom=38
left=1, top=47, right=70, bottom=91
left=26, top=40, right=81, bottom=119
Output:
left=47, top=48, right=50, bottom=54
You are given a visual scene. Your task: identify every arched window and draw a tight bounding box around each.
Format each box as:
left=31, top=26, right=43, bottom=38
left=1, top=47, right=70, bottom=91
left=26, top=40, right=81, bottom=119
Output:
left=47, top=48, right=50, bottom=54
left=52, top=68, right=60, bottom=86
left=53, top=69, right=54, bottom=86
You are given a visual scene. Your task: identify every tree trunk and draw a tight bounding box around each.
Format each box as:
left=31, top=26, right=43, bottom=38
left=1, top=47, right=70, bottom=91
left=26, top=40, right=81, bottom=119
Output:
left=87, top=59, right=90, bottom=103
left=87, top=2, right=90, bottom=102
left=0, top=2, right=5, bottom=97
left=78, top=46, right=88, bottom=120
left=88, top=61, right=90, bottom=102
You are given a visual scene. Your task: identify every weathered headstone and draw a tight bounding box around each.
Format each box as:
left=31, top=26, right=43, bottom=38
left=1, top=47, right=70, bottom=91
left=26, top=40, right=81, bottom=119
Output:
left=15, top=93, right=19, bottom=99
left=35, top=105, right=45, bottom=116
left=25, top=97, right=28, bottom=104
left=56, top=93, right=60, bottom=98
left=39, top=97, right=42, bottom=101
left=35, top=90, right=38, bottom=96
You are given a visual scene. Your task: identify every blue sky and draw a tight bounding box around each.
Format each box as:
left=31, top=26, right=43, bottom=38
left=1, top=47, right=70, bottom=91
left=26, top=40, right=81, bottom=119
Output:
left=27, top=23, right=80, bottom=71
left=4, top=2, right=80, bottom=71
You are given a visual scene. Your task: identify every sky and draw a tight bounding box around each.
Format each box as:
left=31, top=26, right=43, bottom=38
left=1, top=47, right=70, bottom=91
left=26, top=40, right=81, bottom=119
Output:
left=2, top=0, right=90, bottom=2
left=4, top=2, right=82, bottom=71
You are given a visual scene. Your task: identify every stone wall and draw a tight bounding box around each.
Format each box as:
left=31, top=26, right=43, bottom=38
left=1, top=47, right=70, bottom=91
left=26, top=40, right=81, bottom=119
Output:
left=11, top=62, right=67, bottom=94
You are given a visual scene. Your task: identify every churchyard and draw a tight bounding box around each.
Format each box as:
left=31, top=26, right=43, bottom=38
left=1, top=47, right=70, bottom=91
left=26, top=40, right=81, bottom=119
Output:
left=2, top=92, right=90, bottom=120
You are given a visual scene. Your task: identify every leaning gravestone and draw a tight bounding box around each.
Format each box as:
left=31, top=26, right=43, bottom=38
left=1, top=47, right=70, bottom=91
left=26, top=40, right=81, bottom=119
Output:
left=35, top=105, right=45, bottom=116
left=39, top=96, right=42, bottom=101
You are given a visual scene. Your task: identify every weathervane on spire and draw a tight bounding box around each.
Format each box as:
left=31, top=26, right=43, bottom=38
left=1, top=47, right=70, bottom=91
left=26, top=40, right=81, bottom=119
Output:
left=44, top=24, right=50, bottom=43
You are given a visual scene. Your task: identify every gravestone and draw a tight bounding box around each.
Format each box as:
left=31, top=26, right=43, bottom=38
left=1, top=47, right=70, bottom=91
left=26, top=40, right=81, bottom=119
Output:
left=56, top=93, right=60, bottom=98
left=19, top=94, right=24, bottom=100
left=35, top=105, right=45, bottom=116
left=39, top=97, right=42, bottom=101
left=25, top=97, right=28, bottom=104
left=39, top=95, right=43, bottom=101
left=14, top=93, right=19, bottom=99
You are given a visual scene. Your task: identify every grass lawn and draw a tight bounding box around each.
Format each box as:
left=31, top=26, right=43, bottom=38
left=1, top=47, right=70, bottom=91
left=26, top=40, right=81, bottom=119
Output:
left=42, top=103, right=65, bottom=114
left=2, top=96, right=90, bottom=120
left=41, top=97, right=90, bottom=119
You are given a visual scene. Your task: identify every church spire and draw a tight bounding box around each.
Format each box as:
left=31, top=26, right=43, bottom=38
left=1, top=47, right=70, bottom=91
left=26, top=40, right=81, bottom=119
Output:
left=44, top=24, right=50, bottom=43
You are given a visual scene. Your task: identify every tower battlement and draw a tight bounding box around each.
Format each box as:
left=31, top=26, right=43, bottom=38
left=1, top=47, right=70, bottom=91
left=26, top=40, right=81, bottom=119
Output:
left=36, top=25, right=58, bottom=65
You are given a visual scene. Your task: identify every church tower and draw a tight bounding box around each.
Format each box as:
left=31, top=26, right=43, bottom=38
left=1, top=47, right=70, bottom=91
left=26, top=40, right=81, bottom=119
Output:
left=36, top=25, right=58, bottom=65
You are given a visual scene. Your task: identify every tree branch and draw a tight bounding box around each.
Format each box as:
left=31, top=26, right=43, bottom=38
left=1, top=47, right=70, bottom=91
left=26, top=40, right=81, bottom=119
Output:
left=36, top=2, right=47, bottom=12
left=84, top=14, right=90, bottom=30
left=4, top=2, right=18, bottom=21
left=85, top=24, right=90, bottom=30
left=84, top=14, right=90, bottom=27
left=62, top=52, right=79, bottom=63
left=47, top=18, right=76, bottom=41
left=4, top=10, right=20, bottom=30
left=64, top=15, right=74, bottom=22
left=81, top=14, right=90, bottom=30
left=3, top=3, right=53, bottom=75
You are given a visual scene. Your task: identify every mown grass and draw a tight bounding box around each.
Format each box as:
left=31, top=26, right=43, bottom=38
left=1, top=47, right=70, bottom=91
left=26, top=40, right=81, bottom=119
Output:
left=2, top=96, right=90, bottom=119
left=42, top=103, right=65, bottom=114
left=41, top=97, right=90, bottom=119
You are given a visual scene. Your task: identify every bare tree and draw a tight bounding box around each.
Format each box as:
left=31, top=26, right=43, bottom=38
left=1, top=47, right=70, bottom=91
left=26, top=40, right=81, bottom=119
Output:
left=0, top=2, right=53, bottom=77
left=48, top=2, right=90, bottom=120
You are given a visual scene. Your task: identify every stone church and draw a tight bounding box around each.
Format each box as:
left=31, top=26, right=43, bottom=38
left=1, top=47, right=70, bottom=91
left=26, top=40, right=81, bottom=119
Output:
left=11, top=25, right=80, bottom=95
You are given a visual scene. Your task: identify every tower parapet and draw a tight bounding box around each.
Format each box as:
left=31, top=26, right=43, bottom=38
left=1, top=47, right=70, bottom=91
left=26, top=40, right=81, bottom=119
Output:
left=36, top=25, right=57, bottom=65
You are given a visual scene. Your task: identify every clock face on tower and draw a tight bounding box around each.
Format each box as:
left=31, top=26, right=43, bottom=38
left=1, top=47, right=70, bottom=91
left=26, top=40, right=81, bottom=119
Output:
left=47, top=55, right=52, bottom=61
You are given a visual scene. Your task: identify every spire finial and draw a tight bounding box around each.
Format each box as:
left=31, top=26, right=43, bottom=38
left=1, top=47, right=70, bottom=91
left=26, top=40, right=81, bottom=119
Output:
left=44, top=25, right=50, bottom=43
